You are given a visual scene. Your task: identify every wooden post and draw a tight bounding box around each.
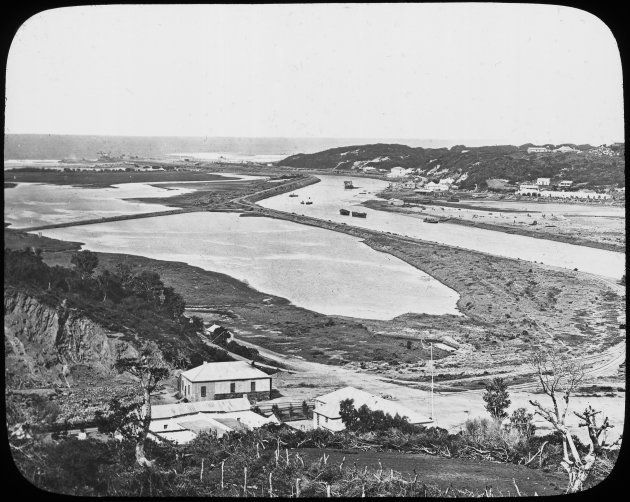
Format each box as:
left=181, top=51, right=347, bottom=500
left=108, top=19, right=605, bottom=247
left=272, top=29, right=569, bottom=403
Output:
left=243, top=466, right=247, bottom=496
left=269, top=472, right=273, bottom=497
left=286, top=448, right=289, bottom=465
left=339, top=456, right=345, bottom=472
left=326, top=483, right=331, bottom=498
left=361, top=485, right=365, bottom=498
left=296, top=478, right=301, bottom=497
left=256, top=442, right=260, bottom=458
left=200, top=458, right=204, bottom=481
left=221, top=461, right=224, bottom=490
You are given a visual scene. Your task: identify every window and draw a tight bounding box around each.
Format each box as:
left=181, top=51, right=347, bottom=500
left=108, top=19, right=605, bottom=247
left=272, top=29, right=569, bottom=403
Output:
left=251, top=381, right=256, bottom=392
left=230, top=382, right=236, bottom=393
left=201, top=386, right=206, bottom=398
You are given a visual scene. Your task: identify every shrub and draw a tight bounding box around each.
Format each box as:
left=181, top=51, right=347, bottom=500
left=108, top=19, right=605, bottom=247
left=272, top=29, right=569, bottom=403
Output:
left=482, top=377, right=511, bottom=419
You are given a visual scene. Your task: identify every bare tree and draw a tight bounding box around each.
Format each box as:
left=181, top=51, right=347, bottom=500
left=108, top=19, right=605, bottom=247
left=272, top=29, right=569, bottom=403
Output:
left=115, top=342, right=170, bottom=467
left=574, top=406, right=621, bottom=454
left=528, top=349, right=601, bottom=493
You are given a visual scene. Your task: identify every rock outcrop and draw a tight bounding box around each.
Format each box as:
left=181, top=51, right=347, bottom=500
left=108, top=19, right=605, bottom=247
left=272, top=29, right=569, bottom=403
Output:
left=4, top=289, right=139, bottom=388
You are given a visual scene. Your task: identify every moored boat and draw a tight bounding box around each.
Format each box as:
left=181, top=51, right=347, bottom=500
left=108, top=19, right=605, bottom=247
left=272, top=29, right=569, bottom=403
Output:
left=344, top=181, right=355, bottom=189
left=289, top=193, right=298, bottom=197
left=339, top=208, right=350, bottom=215
left=351, top=211, right=367, bottom=218
left=305, top=201, right=313, bottom=205
left=424, top=216, right=440, bottom=223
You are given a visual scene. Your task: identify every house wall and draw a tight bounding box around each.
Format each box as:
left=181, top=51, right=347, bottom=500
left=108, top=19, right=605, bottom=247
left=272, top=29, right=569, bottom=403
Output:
left=312, top=411, right=345, bottom=432
left=180, top=376, right=271, bottom=402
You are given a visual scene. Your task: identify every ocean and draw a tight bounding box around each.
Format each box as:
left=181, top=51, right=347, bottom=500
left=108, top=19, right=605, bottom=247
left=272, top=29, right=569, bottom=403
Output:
left=3, top=134, right=488, bottom=162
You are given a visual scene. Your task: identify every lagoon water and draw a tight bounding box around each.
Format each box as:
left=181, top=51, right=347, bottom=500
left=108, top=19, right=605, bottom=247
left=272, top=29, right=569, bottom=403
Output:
left=259, top=175, right=626, bottom=280
left=37, top=212, right=462, bottom=320
left=4, top=174, right=262, bottom=229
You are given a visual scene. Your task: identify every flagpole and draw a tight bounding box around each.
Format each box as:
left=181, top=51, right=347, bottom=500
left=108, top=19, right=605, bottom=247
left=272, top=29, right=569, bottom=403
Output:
left=430, top=342, right=435, bottom=422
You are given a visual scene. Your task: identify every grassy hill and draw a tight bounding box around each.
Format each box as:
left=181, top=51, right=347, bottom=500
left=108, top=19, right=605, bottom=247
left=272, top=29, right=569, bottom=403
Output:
left=278, top=143, right=625, bottom=189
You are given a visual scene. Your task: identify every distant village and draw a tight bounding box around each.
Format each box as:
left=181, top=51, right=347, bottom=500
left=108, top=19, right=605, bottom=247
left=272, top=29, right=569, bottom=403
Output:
left=379, top=143, right=625, bottom=202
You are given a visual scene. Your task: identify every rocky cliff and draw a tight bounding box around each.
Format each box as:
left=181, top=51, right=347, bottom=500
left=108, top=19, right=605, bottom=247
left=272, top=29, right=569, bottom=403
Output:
left=4, top=289, right=139, bottom=389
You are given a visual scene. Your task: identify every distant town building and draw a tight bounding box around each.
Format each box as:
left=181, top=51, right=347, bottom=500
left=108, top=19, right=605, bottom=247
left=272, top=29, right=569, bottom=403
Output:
left=312, top=386, right=432, bottom=432
left=536, top=178, right=551, bottom=186
left=149, top=397, right=278, bottom=444
left=558, top=180, right=574, bottom=189
left=527, top=147, right=549, bottom=153
left=554, top=145, right=579, bottom=153
left=179, top=361, right=272, bottom=402
left=518, top=184, right=540, bottom=196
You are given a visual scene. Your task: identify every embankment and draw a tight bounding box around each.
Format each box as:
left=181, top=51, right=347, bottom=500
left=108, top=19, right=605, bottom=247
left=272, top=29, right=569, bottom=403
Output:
left=362, top=200, right=625, bottom=253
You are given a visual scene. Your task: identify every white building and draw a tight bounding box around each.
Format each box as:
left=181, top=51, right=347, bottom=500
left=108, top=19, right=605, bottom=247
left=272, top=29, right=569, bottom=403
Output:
left=149, top=397, right=279, bottom=444
left=536, top=178, right=551, bottom=186
left=312, top=387, right=432, bottom=432
left=554, top=146, right=579, bottom=153
left=518, top=184, right=540, bottom=196
left=179, top=361, right=272, bottom=402
left=527, top=147, right=549, bottom=153
left=558, top=180, right=574, bottom=189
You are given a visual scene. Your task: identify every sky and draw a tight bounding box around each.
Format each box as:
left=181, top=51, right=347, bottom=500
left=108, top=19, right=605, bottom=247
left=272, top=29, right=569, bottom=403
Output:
left=5, top=4, right=624, bottom=145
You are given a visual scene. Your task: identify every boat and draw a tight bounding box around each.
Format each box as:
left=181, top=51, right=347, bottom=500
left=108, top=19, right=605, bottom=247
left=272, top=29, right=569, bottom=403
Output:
left=305, top=201, right=313, bottom=205
left=351, top=211, right=367, bottom=218
left=339, top=208, right=350, bottom=215
left=424, top=217, right=440, bottom=223
left=448, top=196, right=460, bottom=202
left=289, top=193, right=298, bottom=197
left=344, top=181, right=355, bottom=189
left=300, top=201, right=305, bottom=204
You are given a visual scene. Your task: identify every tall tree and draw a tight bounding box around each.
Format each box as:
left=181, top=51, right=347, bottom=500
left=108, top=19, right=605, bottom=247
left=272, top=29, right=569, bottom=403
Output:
left=114, top=342, right=170, bottom=467
left=482, top=377, right=511, bottom=420
left=71, top=250, right=99, bottom=279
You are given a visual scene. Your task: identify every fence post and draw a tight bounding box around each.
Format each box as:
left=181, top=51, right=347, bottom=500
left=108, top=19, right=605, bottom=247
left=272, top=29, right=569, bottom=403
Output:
left=200, top=458, right=204, bottom=481
left=221, top=460, right=224, bottom=490
left=269, top=472, right=273, bottom=497
left=296, top=478, right=301, bottom=498
left=243, top=466, right=247, bottom=496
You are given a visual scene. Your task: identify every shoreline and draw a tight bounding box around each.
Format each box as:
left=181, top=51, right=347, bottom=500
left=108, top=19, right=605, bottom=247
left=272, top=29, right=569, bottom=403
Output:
left=5, top=172, right=625, bottom=390
left=362, top=199, right=626, bottom=253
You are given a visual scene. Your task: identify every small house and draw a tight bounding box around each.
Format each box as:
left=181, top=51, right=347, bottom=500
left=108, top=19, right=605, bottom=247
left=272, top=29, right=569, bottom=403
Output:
left=536, top=178, right=551, bottom=186
left=179, top=361, right=272, bottom=402
left=558, top=180, right=573, bottom=189
left=312, top=386, right=432, bottom=432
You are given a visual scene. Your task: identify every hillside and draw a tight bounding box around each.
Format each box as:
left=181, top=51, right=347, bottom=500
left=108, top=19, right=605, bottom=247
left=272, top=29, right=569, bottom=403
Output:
left=278, top=143, right=625, bottom=188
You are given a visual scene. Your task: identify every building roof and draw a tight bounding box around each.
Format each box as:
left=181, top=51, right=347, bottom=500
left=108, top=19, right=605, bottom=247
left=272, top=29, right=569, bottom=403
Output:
left=151, top=396, right=251, bottom=420
left=181, top=360, right=270, bottom=383
left=314, top=386, right=431, bottom=424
